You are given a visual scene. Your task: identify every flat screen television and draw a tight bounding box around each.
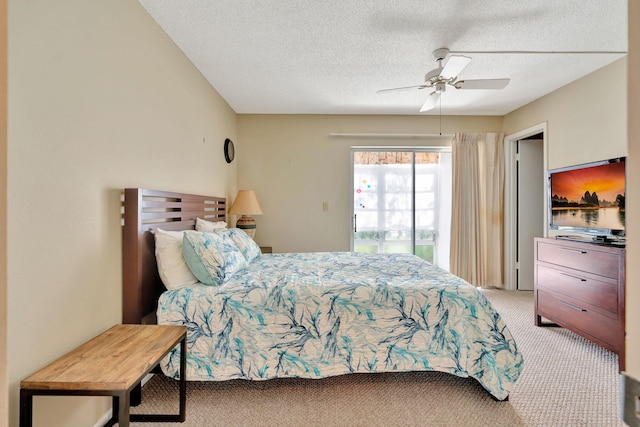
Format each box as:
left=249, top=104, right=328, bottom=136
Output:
left=548, top=157, right=626, bottom=240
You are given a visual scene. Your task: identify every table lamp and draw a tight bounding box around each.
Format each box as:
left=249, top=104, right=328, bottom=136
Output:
left=228, top=190, right=263, bottom=239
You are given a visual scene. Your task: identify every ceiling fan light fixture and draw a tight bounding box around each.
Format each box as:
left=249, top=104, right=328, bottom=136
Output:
left=424, top=67, right=442, bottom=83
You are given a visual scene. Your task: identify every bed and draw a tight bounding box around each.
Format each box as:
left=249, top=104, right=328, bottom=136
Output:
left=122, top=188, right=523, bottom=401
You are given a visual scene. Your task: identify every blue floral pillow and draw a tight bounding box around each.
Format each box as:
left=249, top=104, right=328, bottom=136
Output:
left=182, top=231, right=248, bottom=286
left=221, top=228, right=262, bottom=263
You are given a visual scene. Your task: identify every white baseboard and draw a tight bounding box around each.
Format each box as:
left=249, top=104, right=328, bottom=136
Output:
left=94, top=410, right=112, bottom=427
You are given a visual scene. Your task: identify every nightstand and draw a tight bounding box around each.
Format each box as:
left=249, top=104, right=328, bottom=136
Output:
left=260, top=246, right=272, bottom=254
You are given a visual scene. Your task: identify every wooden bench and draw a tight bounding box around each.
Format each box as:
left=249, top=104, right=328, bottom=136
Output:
left=19, top=324, right=187, bottom=427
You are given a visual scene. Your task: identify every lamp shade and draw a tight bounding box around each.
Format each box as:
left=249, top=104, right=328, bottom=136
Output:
left=229, top=190, right=263, bottom=216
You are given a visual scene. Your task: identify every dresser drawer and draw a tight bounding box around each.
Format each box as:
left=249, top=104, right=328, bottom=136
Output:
left=536, top=289, right=620, bottom=351
left=536, top=264, right=618, bottom=314
left=536, top=241, right=620, bottom=279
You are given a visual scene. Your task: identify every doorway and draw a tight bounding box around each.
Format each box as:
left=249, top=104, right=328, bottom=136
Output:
left=504, top=124, right=548, bottom=290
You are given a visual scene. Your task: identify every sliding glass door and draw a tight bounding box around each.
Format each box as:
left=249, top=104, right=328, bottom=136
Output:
left=352, top=149, right=451, bottom=269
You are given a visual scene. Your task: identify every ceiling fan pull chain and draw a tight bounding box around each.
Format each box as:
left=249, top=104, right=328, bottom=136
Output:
left=439, top=96, right=442, bottom=136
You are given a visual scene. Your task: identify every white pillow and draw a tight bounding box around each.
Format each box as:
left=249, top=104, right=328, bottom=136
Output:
left=154, top=228, right=199, bottom=290
left=196, top=217, right=228, bottom=232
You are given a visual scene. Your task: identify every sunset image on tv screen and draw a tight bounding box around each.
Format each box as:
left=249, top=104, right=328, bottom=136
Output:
left=550, top=160, right=625, bottom=230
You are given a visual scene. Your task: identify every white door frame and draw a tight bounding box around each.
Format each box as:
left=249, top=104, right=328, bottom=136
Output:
left=504, top=123, right=549, bottom=290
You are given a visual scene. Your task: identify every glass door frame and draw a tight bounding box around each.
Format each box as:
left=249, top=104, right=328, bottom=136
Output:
left=349, top=146, right=452, bottom=263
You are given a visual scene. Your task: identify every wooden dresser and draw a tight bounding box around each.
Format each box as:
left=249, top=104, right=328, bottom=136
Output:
left=534, top=237, right=625, bottom=370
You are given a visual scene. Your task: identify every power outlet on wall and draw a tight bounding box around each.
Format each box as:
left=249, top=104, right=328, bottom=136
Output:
left=622, top=372, right=640, bottom=426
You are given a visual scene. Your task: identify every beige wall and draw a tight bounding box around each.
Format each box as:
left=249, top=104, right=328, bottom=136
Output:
left=237, top=114, right=502, bottom=253
left=0, top=0, right=6, bottom=425
left=504, top=58, right=627, bottom=170
left=626, top=0, right=639, bottom=381
left=7, top=0, right=237, bottom=426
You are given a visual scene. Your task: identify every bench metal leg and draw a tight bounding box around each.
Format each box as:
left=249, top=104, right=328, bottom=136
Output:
left=130, top=383, right=142, bottom=406
left=130, top=335, right=187, bottom=423
left=19, top=389, right=33, bottom=427
left=179, top=335, right=187, bottom=421
left=117, top=391, right=130, bottom=427
left=102, top=397, right=119, bottom=427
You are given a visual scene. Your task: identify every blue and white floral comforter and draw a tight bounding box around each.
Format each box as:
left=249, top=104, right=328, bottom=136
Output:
left=158, top=252, right=522, bottom=400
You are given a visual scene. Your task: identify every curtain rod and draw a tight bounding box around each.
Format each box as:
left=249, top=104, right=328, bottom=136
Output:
left=351, top=146, right=451, bottom=151
left=330, top=133, right=454, bottom=138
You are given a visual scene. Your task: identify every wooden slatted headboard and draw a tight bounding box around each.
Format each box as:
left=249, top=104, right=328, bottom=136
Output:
left=122, top=188, right=226, bottom=324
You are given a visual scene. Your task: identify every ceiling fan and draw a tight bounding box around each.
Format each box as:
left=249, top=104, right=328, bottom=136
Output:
left=377, top=48, right=511, bottom=112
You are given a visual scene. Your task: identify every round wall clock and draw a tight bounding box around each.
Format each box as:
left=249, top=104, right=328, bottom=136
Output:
left=224, top=138, right=235, bottom=163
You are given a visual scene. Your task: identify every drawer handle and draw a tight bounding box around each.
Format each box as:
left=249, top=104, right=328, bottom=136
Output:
left=559, top=248, right=588, bottom=254
left=560, top=300, right=587, bottom=312
left=560, top=272, right=587, bottom=282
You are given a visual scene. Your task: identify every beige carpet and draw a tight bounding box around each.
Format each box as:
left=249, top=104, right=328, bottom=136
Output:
left=131, top=290, right=623, bottom=426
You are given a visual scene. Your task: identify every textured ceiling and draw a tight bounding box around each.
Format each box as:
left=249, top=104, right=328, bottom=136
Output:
left=139, top=0, right=627, bottom=116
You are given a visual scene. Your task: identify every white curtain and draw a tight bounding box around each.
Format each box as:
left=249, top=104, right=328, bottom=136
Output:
left=450, top=132, right=505, bottom=288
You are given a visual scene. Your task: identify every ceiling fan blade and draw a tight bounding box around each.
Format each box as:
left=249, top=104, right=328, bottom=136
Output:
left=456, top=78, right=511, bottom=90
left=440, top=55, right=471, bottom=79
left=377, top=84, right=426, bottom=93
left=419, top=92, right=440, bottom=112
